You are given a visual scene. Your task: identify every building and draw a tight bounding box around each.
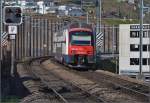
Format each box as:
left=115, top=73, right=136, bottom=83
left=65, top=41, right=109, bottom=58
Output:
left=68, top=8, right=85, bottom=17
left=37, top=0, right=57, bottom=14
left=143, top=6, right=150, bottom=13
left=119, top=24, right=150, bottom=80
left=57, top=4, right=84, bottom=17
left=128, top=0, right=135, bottom=4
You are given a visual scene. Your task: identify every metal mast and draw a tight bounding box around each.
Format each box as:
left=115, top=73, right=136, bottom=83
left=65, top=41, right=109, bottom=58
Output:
left=95, top=0, right=102, bottom=53
left=99, top=0, right=101, bottom=33
left=96, top=0, right=101, bottom=34
left=81, top=0, right=83, bottom=9
left=139, top=0, right=144, bottom=79
left=0, top=0, right=3, bottom=66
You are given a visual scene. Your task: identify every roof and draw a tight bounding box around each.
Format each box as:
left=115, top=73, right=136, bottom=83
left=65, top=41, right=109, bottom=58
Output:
left=69, top=28, right=93, bottom=33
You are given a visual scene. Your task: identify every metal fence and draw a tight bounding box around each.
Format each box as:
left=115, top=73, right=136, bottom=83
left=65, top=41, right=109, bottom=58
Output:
left=2, top=15, right=119, bottom=60
left=14, top=15, right=64, bottom=60
left=103, top=25, right=119, bottom=53
left=97, top=25, right=119, bottom=54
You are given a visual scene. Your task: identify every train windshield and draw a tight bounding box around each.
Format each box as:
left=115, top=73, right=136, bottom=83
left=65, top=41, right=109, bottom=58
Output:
left=70, top=31, right=92, bottom=45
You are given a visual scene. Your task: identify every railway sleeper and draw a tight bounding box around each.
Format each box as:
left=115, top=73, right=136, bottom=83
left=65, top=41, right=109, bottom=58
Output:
left=20, top=93, right=57, bottom=103
left=60, top=92, right=86, bottom=98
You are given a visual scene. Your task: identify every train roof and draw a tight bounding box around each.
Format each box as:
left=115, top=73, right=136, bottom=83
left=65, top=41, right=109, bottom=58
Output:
left=69, top=28, right=93, bottom=32
left=55, top=21, right=93, bottom=33
left=69, top=22, right=93, bottom=30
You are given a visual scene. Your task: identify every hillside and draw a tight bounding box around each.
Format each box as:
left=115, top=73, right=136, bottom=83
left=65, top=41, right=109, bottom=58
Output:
left=61, top=0, right=150, bottom=24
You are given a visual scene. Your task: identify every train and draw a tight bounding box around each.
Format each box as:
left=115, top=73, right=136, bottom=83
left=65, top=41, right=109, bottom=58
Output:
left=53, top=22, right=96, bottom=69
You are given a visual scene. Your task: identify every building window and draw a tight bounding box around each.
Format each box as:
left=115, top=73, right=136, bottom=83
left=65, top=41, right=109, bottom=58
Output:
left=130, top=58, right=150, bottom=65
left=130, top=58, right=139, bottom=65
left=148, top=45, right=150, bottom=51
left=130, top=31, right=149, bottom=38
left=143, top=45, right=147, bottom=51
left=130, top=44, right=139, bottom=51
left=148, top=31, right=150, bottom=37
left=148, top=58, right=150, bottom=65
left=143, top=58, right=147, bottom=65
left=130, top=31, right=139, bottom=38
left=143, top=31, right=148, bottom=38
left=130, top=44, right=150, bottom=51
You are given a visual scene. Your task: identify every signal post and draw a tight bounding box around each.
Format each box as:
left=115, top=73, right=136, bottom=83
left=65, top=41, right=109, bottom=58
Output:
left=3, top=6, right=22, bottom=76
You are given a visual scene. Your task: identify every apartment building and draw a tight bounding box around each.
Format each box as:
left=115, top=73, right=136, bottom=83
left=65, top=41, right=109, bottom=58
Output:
left=119, top=24, right=150, bottom=80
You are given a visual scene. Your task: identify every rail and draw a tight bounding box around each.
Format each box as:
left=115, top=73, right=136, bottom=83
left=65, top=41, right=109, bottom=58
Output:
left=21, top=57, right=107, bottom=103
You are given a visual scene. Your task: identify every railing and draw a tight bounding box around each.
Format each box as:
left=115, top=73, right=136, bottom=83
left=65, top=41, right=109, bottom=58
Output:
left=2, top=15, right=119, bottom=61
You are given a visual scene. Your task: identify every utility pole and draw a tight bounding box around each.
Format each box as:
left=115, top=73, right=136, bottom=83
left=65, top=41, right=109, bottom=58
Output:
left=96, top=0, right=99, bottom=33
left=96, top=0, right=102, bottom=52
left=0, top=0, right=3, bottom=68
left=86, top=12, right=89, bottom=24
left=138, top=0, right=144, bottom=79
left=81, top=0, right=83, bottom=9
left=16, top=0, right=18, bottom=5
left=4, top=6, right=22, bottom=76
left=10, top=35, right=15, bottom=77
left=99, top=0, right=102, bottom=33
left=96, top=0, right=102, bottom=33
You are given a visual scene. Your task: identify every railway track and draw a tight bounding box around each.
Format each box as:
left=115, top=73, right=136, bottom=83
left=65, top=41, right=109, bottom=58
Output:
left=54, top=59, right=150, bottom=94
left=18, top=57, right=150, bottom=103
left=43, top=59, right=150, bottom=103
left=19, top=58, right=107, bottom=103
left=78, top=70, right=150, bottom=102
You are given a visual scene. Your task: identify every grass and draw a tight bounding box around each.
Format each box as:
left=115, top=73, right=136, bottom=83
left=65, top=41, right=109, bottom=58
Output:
left=103, top=18, right=139, bottom=25
left=96, top=58, right=118, bottom=73
left=1, top=96, right=20, bottom=103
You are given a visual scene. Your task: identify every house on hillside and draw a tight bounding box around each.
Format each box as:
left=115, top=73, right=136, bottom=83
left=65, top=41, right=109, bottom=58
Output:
left=17, top=0, right=38, bottom=13
left=128, top=0, right=135, bottom=4
left=37, top=0, right=58, bottom=14
left=24, top=2, right=38, bottom=13
left=117, top=0, right=135, bottom=4
left=68, top=8, right=85, bottom=17
left=57, top=4, right=85, bottom=17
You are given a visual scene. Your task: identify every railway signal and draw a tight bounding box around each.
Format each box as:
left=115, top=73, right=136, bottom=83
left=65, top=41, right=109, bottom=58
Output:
left=3, top=6, right=22, bottom=25
left=3, top=6, right=22, bottom=76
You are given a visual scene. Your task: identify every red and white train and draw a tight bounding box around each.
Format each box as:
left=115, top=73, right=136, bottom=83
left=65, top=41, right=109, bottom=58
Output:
left=53, top=22, right=96, bottom=69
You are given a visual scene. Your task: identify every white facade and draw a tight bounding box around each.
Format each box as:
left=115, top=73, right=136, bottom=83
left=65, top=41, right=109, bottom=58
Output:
left=119, top=24, right=150, bottom=79
left=37, top=1, right=46, bottom=14
left=18, top=0, right=26, bottom=6
left=53, top=28, right=68, bottom=55
left=128, top=0, right=135, bottom=4
left=37, top=1, right=56, bottom=14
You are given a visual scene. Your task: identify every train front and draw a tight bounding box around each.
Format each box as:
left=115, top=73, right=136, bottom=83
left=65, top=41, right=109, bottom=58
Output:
left=68, top=28, right=95, bottom=69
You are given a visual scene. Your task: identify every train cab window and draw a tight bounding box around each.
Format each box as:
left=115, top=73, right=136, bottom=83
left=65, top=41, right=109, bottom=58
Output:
left=130, top=58, right=139, bottom=65
left=70, top=31, right=93, bottom=46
